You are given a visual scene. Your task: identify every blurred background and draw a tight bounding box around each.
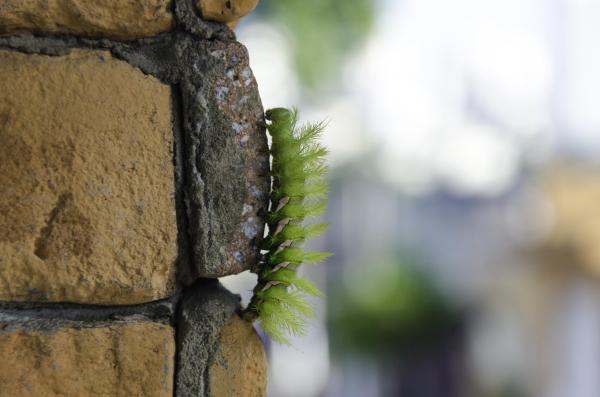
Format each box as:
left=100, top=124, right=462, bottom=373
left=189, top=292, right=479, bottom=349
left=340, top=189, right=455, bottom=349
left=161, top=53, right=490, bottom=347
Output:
left=221, top=0, right=600, bottom=396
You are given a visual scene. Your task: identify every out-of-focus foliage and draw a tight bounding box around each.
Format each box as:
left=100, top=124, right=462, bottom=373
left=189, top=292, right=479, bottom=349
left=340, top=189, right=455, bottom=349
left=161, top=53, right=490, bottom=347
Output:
left=257, top=0, right=375, bottom=91
left=483, top=384, right=528, bottom=397
left=329, top=259, right=461, bottom=357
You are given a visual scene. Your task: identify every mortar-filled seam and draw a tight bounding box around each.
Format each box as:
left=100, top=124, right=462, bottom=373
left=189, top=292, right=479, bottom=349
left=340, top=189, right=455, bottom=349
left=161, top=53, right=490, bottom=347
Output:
left=0, top=33, right=173, bottom=82
left=172, top=83, right=200, bottom=283
left=0, top=296, right=177, bottom=325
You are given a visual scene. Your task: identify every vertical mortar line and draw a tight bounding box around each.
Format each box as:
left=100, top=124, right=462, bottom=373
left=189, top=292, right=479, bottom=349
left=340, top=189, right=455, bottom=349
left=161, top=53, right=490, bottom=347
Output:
left=203, top=363, right=212, bottom=397
left=171, top=82, right=196, bottom=397
left=172, top=83, right=199, bottom=283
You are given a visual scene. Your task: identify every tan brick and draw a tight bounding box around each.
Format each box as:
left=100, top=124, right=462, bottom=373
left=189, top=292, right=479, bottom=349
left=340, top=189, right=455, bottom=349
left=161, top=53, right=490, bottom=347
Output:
left=0, top=322, right=175, bottom=397
left=209, top=315, right=268, bottom=397
left=197, top=0, right=259, bottom=23
left=0, top=0, right=174, bottom=40
left=0, top=49, right=177, bottom=304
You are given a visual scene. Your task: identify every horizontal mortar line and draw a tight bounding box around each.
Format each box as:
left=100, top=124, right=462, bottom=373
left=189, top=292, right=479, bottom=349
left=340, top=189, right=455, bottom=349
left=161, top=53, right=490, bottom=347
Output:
left=0, top=294, right=180, bottom=326
left=0, top=30, right=176, bottom=49
left=0, top=33, right=175, bottom=78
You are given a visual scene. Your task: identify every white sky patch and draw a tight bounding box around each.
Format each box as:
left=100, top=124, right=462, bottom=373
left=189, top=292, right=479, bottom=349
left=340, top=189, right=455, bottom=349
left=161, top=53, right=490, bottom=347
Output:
left=239, top=0, right=600, bottom=199
left=302, top=98, right=372, bottom=167
left=218, top=270, right=257, bottom=306
left=268, top=296, right=330, bottom=397
left=462, top=28, right=553, bottom=133
left=555, top=0, right=600, bottom=147
left=347, top=0, right=557, bottom=196
left=434, top=122, right=520, bottom=196
left=235, top=1, right=600, bottom=396
left=237, top=22, right=300, bottom=110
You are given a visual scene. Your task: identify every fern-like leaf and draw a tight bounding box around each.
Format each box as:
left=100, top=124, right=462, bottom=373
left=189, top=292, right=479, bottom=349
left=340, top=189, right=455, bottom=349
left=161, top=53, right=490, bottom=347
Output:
left=244, top=107, right=331, bottom=344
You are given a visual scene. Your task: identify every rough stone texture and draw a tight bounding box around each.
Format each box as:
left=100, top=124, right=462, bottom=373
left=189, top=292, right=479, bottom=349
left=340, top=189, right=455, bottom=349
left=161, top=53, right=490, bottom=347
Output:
left=197, top=0, right=259, bottom=23
left=0, top=5, right=271, bottom=395
left=209, top=314, right=268, bottom=397
left=112, top=34, right=271, bottom=279
left=0, top=49, right=177, bottom=304
left=174, top=0, right=235, bottom=40
left=176, top=281, right=239, bottom=396
left=0, top=321, right=175, bottom=397
left=540, top=166, right=600, bottom=275
left=0, top=0, right=174, bottom=40
left=174, top=38, right=270, bottom=278
left=176, top=280, right=266, bottom=396
left=0, top=30, right=271, bottom=282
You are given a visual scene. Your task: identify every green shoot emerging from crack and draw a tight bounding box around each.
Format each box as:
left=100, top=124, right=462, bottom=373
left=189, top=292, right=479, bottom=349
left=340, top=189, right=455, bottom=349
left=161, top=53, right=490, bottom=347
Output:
left=244, top=107, right=331, bottom=344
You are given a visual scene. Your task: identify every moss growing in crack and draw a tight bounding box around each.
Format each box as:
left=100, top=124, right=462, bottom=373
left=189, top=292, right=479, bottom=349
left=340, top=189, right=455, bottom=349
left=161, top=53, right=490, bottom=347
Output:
left=244, top=107, right=330, bottom=344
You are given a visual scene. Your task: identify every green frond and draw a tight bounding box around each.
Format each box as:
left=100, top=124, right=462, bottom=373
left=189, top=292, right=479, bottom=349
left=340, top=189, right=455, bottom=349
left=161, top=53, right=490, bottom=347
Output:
left=305, top=164, right=328, bottom=180
left=291, top=277, right=323, bottom=297
left=304, top=222, right=329, bottom=238
left=261, top=287, right=315, bottom=318
left=304, top=182, right=329, bottom=199
left=267, top=198, right=326, bottom=223
left=301, top=144, right=328, bottom=163
left=268, top=224, right=306, bottom=245
left=264, top=269, right=323, bottom=298
left=302, top=251, right=332, bottom=264
left=267, top=222, right=329, bottom=246
left=247, top=107, right=331, bottom=344
left=276, top=181, right=307, bottom=199
left=269, top=247, right=306, bottom=265
left=269, top=247, right=332, bottom=265
left=259, top=300, right=306, bottom=344
left=303, top=201, right=327, bottom=217
left=296, top=121, right=326, bottom=144
left=264, top=268, right=297, bottom=284
left=268, top=200, right=306, bottom=223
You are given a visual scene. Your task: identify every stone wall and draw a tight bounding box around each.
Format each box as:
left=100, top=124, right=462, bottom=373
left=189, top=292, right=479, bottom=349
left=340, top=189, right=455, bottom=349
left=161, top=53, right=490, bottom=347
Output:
left=0, top=0, right=267, bottom=395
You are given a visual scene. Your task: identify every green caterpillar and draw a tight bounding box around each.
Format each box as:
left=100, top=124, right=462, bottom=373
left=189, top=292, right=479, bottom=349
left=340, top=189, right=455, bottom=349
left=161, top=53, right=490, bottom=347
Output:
left=243, top=107, right=331, bottom=344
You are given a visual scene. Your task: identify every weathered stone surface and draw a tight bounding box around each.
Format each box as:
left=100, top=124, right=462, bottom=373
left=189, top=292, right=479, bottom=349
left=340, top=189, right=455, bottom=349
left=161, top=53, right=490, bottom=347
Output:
left=175, top=38, right=270, bottom=278
left=197, top=0, right=259, bottom=23
left=102, top=34, right=270, bottom=280
left=176, top=281, right=239, bottom=396
left=111, top=35, right=271, bottom=280
left=0, top=30, right=269, bottom=283
left=0, top=321, right=175, bottom=397
left=209, top=314, right=268, bottom=397
left=174, top=0, right=235, bottom=40
left=176, top=280, right=267, bottom=396
left=0, top=49, right=177, bottom=304
left=0, top=0, right=174, bottom=40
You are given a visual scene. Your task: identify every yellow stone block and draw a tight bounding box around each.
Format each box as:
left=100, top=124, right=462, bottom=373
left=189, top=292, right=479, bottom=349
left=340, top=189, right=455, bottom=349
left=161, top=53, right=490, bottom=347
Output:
left=209, top=315, right=268, bottom=397
left=0, top=0, right=174, bottom=40
left=0, top=50, right=177, bottom=304
left=197, top=0, right=259, bottom=23
left=0, top=322, right=175, bottom=397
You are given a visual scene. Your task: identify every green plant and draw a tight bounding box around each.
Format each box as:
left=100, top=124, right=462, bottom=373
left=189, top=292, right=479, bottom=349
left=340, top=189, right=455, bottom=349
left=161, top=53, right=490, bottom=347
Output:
left=329, top=259, right=460, bottom=356
left=243, top=107, right=330, bottom=344
left=258, top=0, right=375, bottom=91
